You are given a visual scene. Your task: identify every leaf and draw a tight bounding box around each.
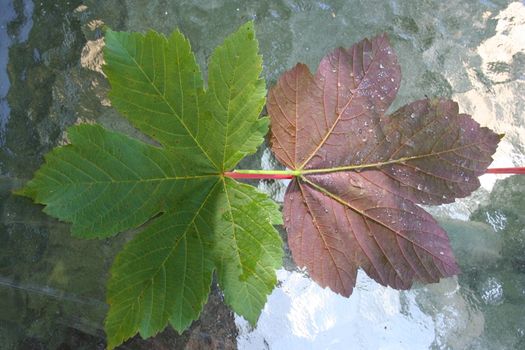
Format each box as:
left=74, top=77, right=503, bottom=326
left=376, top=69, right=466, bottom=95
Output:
left=212, top=179, right=283, bottom=323
left=17, top=124, right=215, bottom=238
left=204, top=27, right=269, bottom=171
left=17, top=22, right=283, bottom=349
left=105, top=205, right=215, bottom=346
left=104, top=23, right=268, bottom=172
left=268, top=34, right=500, bottom=296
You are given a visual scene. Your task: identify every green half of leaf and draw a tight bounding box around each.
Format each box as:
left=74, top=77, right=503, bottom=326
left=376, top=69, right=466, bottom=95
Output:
left=16, top=22, right=284, bottom=349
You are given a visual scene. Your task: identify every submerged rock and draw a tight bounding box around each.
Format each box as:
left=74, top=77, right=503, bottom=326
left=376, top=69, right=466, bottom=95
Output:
left=465, top=175, right=525, bottom=348
left=440, top=219, right=502, bottom=272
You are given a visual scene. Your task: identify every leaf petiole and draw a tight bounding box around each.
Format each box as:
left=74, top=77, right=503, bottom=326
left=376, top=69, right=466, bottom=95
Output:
left=224, top=166, right=525, bottom=180
left=224, top=169, right=298, bottom=179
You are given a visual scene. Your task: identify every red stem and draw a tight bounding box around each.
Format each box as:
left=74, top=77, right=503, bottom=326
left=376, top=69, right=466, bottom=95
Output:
left=223, top=172, right=294, bottom=180
left=224, top=167, right=525, bottom=180
left=484, top=167, right=525, bottom=174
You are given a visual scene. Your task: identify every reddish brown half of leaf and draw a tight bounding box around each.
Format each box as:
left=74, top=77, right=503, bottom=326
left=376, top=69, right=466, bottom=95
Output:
left=269, top=33, right=500, bottom=296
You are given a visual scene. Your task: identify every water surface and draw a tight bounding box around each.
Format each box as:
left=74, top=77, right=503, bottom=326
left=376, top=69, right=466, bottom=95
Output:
left=1, top=1, right=524, bottom=349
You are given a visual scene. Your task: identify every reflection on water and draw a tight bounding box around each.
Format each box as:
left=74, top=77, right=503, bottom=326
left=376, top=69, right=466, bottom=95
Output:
left=0, top=0, right=523, bottom=349
left=0, top=0, right=33, bottom=146
left=0, top=2, right=16, bottom=146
